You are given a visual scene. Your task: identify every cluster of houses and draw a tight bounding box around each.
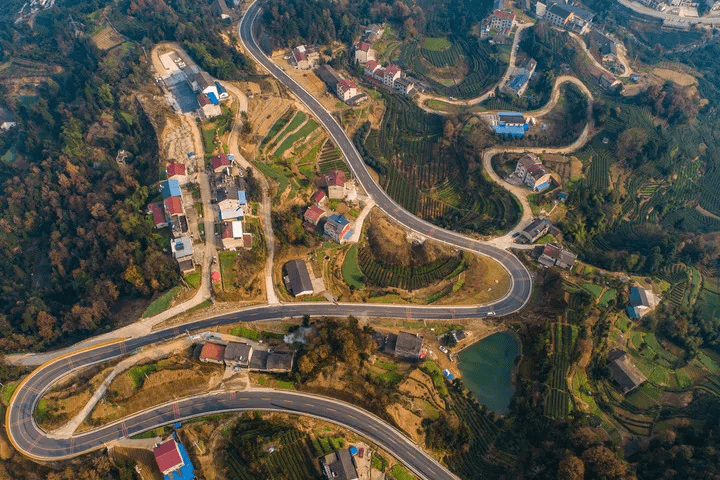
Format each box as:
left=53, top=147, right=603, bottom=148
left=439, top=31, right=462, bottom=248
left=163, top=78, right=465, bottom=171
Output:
left=199, top=338, right=295, bottom=372
left=211, top=154, right=253, bottom=251
left=302, top=170, right=354, bottom=243
left=148, top=162, right=195, bottom=273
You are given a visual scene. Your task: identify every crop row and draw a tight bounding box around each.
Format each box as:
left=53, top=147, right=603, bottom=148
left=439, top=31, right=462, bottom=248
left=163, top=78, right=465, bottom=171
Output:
left=358, top=247, right=463, bottom=291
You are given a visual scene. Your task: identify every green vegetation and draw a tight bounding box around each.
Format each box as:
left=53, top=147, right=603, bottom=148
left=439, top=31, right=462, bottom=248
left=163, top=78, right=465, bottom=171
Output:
left=231, top=325, right=260, bottom=341
left=390, top=465, right=417, bottom=480
left=420, top=361, right=448, bottom=398
left=142, top=286, right=183, bottom=318
left=422, top=37, right=451, bottom=51
left=342, top=245, right=365, bottom=290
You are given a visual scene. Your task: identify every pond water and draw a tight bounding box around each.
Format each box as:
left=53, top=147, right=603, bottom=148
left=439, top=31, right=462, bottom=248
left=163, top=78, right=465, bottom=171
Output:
left=456, top=331, right=521, bottom=413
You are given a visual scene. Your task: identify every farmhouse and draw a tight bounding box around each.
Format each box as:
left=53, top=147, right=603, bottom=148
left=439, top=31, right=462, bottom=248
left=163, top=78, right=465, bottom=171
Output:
left=224, top=341, right=253, bottom=367
left=515, top=154, right=554, bottom=191
left=304, top=205, right=327, bottom=227
left=283, top=259, right=314, bottom=297
left=324, top=214, right=352, bottom=243
left=337, top=79, right=358, bottom=103
left=199, top=342, right=226, bottom=364
left=489, top=10, right=517, bottom=31
left=354, top=42, right=376, bottom=63
left=627, top=286, right=659, bottom=319
left=538, top=243, right=577, bottom=269
left=321, top=449, right=359, bottom=480
left=520, top=218, right=551, bottom=243
left=153, top=437, right=194, bottom=479
left=324, top=169, right=347, bottom=199
left=291, top=45, right=318, bottom=70
left=609, top=350, right=647, bottom=394
left=394, top=332, right=424, bottom=359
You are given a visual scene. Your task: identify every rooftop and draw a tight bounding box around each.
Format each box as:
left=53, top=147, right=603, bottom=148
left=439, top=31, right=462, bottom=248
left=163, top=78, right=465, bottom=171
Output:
left=200, top=342, right=226, bottom=362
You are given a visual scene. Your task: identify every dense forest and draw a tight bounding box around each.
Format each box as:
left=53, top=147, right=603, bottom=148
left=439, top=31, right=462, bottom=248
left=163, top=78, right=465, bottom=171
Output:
left=0, top=0, right=253, bottom=353
left=258, top=0, right=495, bottom=50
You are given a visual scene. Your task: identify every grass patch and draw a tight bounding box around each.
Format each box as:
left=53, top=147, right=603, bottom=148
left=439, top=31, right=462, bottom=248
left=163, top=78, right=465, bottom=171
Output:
left=422, top=36, right=452, bottom=51
left=2, top=382, right=18, bottom=405
left=342, top=245, right=365, bottom=290
left=185, top=271, right=202, bottom=289
left=420, top=361, right=448, bottom=398
left=231, top=325, right=259, bottom=341
left=372, top=452, right=388, bottom=472
left=142, top=286, right=183, bottom=318
left=127, top=363, right=159, bottom=388
left=390, top=464, right=417, bottom=480
left=219, top=251, right=238, bottom=290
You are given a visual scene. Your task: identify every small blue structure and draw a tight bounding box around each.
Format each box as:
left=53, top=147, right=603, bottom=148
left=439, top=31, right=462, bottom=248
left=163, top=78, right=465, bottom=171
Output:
left=442, top=369, right=454, bottom=380
left=508, top=74, right=528, bottom=92
left=207, top=92, right=219, bottom=105
left=160, top=179, right=181, bottom=199
left=237, top=190, right=247, bottom=205
left=349, top=446, right=358, bottom=456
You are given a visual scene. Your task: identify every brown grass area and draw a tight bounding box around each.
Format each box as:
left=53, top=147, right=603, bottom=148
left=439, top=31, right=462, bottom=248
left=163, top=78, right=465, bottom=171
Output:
left=435, top=254, right=511, bottom=306
left=36, top=363, right=115, bottom=431
left=82, top=356, right=222, bottom=430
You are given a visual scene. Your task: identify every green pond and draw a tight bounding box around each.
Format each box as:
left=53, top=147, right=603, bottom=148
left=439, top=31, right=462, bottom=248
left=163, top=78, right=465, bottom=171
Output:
left=457, top=331, right=521, bottom=413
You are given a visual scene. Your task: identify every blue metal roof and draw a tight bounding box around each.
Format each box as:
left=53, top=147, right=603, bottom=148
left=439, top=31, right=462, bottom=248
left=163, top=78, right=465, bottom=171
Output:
left=494, top=125, right=526, bottom=137
left=160, top=179, right=181, bottom=199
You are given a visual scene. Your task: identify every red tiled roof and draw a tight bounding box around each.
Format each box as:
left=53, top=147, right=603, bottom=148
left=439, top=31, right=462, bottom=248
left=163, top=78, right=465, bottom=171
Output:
left=164, top=196, right=183, bottom=216
left=200, top=342, right=226, bottom=362
left=148, top=202, right=165, bottom=225
left=166, top=162, right=186, bottom=177
left=311, top=190, right=326, bottom=203
left=325, top=169, right=346, bottom=187
left=365, top=60, right=380, bottom=71
left=153, top=439, right=183, bottom=473
left=356, top=42, right=371, bottom=52
left=211, top=156, right=232, bottom=169
left=304, top=205, right=326, bottom=223
left=493, top=10, right=516, bottom=20
left=385, top=65, right=400, bottom=76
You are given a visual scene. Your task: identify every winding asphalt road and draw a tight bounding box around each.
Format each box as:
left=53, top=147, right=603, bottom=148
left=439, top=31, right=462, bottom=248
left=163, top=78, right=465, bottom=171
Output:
left=5, top=4, right=536, bottom=479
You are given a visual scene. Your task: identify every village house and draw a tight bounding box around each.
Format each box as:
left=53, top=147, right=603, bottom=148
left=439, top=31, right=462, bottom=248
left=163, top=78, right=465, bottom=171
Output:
left=394, top=332, right=424, bottom=359
left=609, top=350, right=647, bottom=394
left=224, top=341, right=253, bottom=367
left=166, top=161, right=187, bottom=184
left=520, top=218, right=551, bottom=243
left=199, top=342, right=226, bottom=364
left=627, top=286, right=659, bottom=319
left=489, top=10, right=517, bottom=31
left=153, top=437, right=194, bottom=479
left=324, top=214, right=352, bottom=243
left=354, top=42, right=376, bottom=64
left=515, top=154, right=554, bottom=191
left=291, top=45, right=319, bottom=70
left=337, top=79, right=358, bottom=103
left=283, top=259, right=314, bottom=297
left=311, top=190, right=327, bottom=206
left=538, top=243, right=577, bottom=269
left=324, top=169, right=347, bottom=199
left=322, top=449, right=359, bottom=480
left=304, top=205, right=327, bottom=228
